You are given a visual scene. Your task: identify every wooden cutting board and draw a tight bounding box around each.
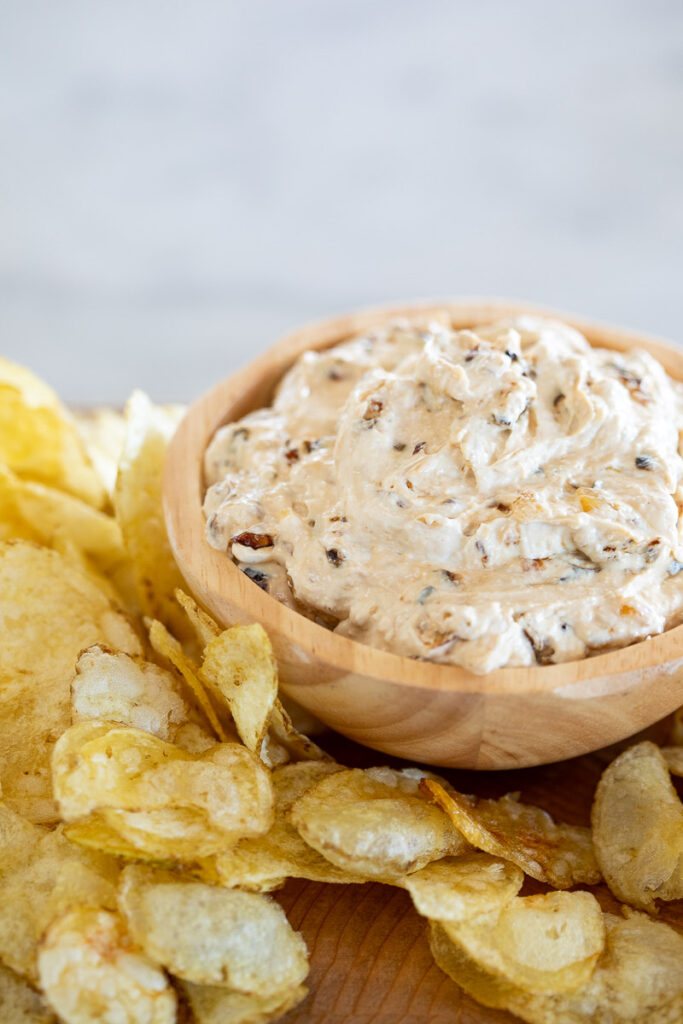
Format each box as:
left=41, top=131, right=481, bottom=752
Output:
left=274, top=723, right=683, bottom=1024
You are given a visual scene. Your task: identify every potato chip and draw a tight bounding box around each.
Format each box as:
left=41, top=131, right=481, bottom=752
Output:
left=403, top=852, right=523, bottom=924
left=670, top=707, right=683, bottom=746
left=75, top=408, right=127, bottom=498
left=72, top=644, right=210, bottom=746
left=179, top=981, right=307, bottom=1024
left=290, top=766, right=467, bottom=881
left=119, top=865, right=309, bottom=995
left=0, top=803, right=119, bottom=981
left=0, top=357, right=105, bottom=508
left=0, top=465, right=126, bottom=573
left=213, top=761, right=361, bottom=890
left=175, top=588, right=220, bottom=649
left=430, top=909, right=683, bottom=1023
left=0, top=542, right=141, bottom=823
left=147, top=617, right=228, bottom=742
left=201, top=624, right=278, bottom=754
left=114, top=390, right=188, bottom=638
left=262, top=700, right=331, bottom=767
left=443, top=891, right=605, bottom=995
left=0, top=962, right=56, bottom=1023
left=423, top=780, right=600, bottom=888
left=661, top=745, right=683, bottom=776
left=53, top=722, right=273, bottom=861
left=37, top=907, right=176, bottom=1024
left=592, top=741, right=683, bottom=911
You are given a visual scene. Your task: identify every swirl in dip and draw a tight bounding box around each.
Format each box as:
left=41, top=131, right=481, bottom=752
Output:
left=203, top=317, right=683, bottom=674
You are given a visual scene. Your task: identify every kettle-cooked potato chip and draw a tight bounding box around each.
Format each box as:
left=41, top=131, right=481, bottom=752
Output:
left=592, top=741, right=683, bottom=911
left=661, top=745, right=683, bottom=777
left=423, top=780, right=600, bottom=888
left=403, top=852, right=523, bottom=924
left=201, top=624, right=279, bottom=754
left=53, top=722, right=273, bottom=861
left=175, top=588, right=220, bottom=650
left=74, top=408, right=127, bottom=498
left=0, top=803, right=119, bottom=981
left=71, top=644, right=212, bottom=748
left=119, top=865, right=309, bottom=994
left=430, top=909, right=683, bottom=1023
left=114, top=390, right=188, bottom=639
left=147, top=617, right=228, bottom=742
left=178, top=980, right=308, bottom=1024
left=37, top=906, right=176, bottom=1024
left=0, top=962, right=56, bottom=1023
left=0, top=357, right=105, bottom=508
left=442, top=890, right=605, bottom=995
left=289, top=766, right=467, bottom=881
left=213, top=761, right=360, bottom=891
left=0, top=542, right=141, bottom=823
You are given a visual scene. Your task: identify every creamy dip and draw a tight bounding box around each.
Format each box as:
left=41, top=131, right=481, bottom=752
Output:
left=203, top=317, right=683, bottom=673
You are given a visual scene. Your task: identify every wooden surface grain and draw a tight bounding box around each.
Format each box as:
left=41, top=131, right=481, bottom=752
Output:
left=271, top=722, right=683, bottom=1024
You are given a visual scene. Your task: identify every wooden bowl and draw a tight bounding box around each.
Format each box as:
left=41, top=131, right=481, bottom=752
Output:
left=164, top=300, right=683, bottom=769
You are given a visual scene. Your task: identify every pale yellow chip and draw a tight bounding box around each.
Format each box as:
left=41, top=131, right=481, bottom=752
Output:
left=213, top=761, right=360, bottom=890
left=147, top=617, right=228, bottom=742
left=592, top=741, right=683, bottom=911
left=442, top=890, right=605, bottom=995
left=179, top=981, right=307, bottom=1024
left=0, top=357, right=105, bottom=508
left=0, top=803, right=119, bottom=982
left=201, top=624, right=278, bottom=754
left=289, top=766, right=468, bottom=881
left=403, top=852, right=523, bottom=923
left=71, top=644, right=212, bottom=748
left=423, top=780, right=600, bottom=889
left=430, top=910, right=683, bottom=1023
left=0, top=962, right=56, bottom=1023
left=74, top=408, right=127, bottom=498
left=52, top=722, right=273, bottom=861
left=0, top=464, right=126, bottom=573
left=37, top=907, right=176, bottom=1024
left=0, top=541, right=141, bottom=823
left=114, top=390, right=188, bottom=638
left=119, top=865, right=309, bottom=994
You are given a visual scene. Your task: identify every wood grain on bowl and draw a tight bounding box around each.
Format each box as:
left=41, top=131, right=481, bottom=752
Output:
left=163, top=300, right=683, bottom=769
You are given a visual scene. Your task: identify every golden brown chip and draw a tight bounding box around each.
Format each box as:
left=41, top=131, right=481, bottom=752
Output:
left=442, top=891, right=605, bottom=995
left=0, top=541, right=141, bottom=823
left=113, top=390, right=188, bottom=638
left=175, top=588, right=220, bottom=649
left=592, top=741, right=683, bottom=910
left=119, top=865, right=309, bottom=994
left=71, top=644, right=210, bottom=747
left=0, top=357, right=105, bottom=508
left=670, top=707, right=683, bottom=746
left=179, top=980, right=307, bottom=1024
left=213, top=761, right=360, bottom=890
left=37, top=907, right=176, bottom=1024
left=290, top=766, right=467, bottom=881
left=430, top=909, right=683, bottom=1023
left=147, top=617, right=228, bottom=742
left=403, top=852, right=523, bottom=923
left=201, top=624, right=278, bottom=754
left=261, top=699, right=331, bottom=767
left=0, top=803, right=119, bottom=981
left=0, top=962, right=56, bottom=1022
left=423, top=780, right=600, bottom=888
left=53, top=722, right=273, bottom=861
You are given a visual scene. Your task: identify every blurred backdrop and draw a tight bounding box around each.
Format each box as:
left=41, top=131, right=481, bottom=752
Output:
left=1, top=0, right=682, bottom=404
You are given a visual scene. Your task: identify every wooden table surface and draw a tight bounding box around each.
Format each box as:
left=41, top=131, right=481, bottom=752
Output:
left=273, top=723, right=683, bottom=1024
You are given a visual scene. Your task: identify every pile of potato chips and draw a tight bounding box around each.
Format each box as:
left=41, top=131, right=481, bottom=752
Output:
left=0, top=354, right=682, bottom=1024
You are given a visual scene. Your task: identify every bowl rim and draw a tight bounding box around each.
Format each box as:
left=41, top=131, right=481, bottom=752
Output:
left=164, top=297, right=683, bottom=696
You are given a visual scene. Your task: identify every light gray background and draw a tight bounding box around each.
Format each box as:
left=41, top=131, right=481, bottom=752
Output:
left=1, top=0, right=682, bottom=404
